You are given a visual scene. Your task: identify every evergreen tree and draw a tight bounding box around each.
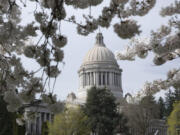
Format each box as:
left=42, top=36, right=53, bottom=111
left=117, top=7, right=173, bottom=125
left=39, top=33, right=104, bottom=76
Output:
left=165, top=90, right=175, bottom=117
left=84, top=87, right=130, bottom=135
left=173, top=88, right=180, bottom=101
left=0, top=96, right=25, bottom=135
left=158, top=97, right=166, bottom=119
left=0, top=96, right=14, bottom=135
left=165, top=89, right=180, bottom=117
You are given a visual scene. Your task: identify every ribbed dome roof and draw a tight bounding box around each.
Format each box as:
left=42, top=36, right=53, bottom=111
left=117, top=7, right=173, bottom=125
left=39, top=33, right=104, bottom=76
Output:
left=82, top=33, right=118, bottom=66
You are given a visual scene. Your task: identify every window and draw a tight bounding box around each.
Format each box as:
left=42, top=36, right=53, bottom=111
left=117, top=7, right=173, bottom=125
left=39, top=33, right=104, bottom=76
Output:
left=41, top=112, right=45, bottom=122
left=103, top=72, right=105, bottom=85
left=99, top=72, right=101, bottom=85
left=47, top=113, right=50, bottom=121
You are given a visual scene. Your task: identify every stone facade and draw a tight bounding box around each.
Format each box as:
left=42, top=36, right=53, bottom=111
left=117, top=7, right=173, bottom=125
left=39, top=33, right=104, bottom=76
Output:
left=24, top=101, right=53, bottom=135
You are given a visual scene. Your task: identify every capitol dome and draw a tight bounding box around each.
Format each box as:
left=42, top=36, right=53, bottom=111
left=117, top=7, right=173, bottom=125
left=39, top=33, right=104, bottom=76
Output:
left=82, top=35, right=118, bottom=66
left=77, top=33, right=123, bottom=103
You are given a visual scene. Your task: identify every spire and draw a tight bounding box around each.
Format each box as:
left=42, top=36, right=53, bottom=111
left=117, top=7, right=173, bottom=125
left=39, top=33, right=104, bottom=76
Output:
left=95, top=33, right=105, bottom=46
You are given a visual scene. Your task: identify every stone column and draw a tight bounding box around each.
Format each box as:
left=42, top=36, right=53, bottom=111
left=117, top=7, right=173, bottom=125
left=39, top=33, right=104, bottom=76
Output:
left=39, top=113, right=42, bottom=135
left=107, top=72, right=109, bottom=85
left=87, top=73, right=89, bottom=86
left=27, top=120, right=31, bottom=134
left=97, top=72, right=99, bottom=86
left=44, top=112, right=47, bottom=122
left=105, top=72, right=107, bottom=85
left=94, top=72, right=96, bottom=86
left=112, top=72, right=114, bottom=85
left=109, top=72, right=112, bottom=85
left=92, top=72, right=94, bottom=85
left=88, top=73, right=90, bottom=86
left=85, top=73, right=87, bottom=86
left=90, top=72, right=92, bottom=85
left=86, top=73, right=88, bottom=86
left=120, top=72, right=122, bottom=90
left=117, top=73, right=119, bottom=87
left=101, top=72, right=103, bottom=86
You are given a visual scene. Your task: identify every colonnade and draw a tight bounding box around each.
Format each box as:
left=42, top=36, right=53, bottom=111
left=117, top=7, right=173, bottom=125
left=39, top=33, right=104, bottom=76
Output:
left=79, top=71, right=121, bottom=88
left=26, top=112, right=53, bottom=135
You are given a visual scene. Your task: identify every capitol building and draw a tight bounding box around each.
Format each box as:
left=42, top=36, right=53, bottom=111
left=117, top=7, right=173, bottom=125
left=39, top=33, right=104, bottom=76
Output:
left=66, top=33, right=123, bottom=104
left=24, top=33, right=168, bottom=135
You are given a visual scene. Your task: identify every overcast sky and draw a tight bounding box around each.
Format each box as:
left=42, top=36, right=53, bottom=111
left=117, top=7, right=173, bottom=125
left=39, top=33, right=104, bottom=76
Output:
left=21, top=0, right=180, bottom=100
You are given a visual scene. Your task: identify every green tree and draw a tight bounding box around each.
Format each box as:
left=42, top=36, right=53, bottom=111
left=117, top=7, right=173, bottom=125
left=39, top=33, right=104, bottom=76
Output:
left=158, top=97, right=166, bottom=119
left=84, top=87, right=130, bottom=135
left=165, top=89, right=180, bottom=117
left=167, top=101, right=180, bottom=135
left=48, top=108, right=90, bottom=135
left=174, top=89, right=180, bottom=101
left=165, top=90, right=176, bottom=116
left=0, top=96, right=25, bottom=135
left=0, top=96, right=13, bottom=135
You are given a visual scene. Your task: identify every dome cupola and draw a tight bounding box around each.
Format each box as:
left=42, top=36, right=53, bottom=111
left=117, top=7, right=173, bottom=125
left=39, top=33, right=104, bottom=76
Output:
left=81, top=33, right=118, bottom=67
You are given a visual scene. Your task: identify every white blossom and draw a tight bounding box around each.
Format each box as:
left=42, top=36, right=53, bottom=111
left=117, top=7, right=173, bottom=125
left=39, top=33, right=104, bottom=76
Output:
left=77, top=19, right=98, bottom=35
left=129, top=0, right=156, bottom=16
left=136, top=68, right=180, bottom=98
left=112, top=0, right=129, bottom=5
left=116, top=37, right=150, bottom=60
left=45, top=66, right=61, bottom=78
left=153, top=55, right=166, bottom=66
left=52, top=35, right=67, bottom=48
left=114, top=20, right=141, bottom=39
left=24, top=45, right=36, bottom=58
left=4, top=90, right=22, bottom=112
left=160, top=0, right=180, bottom=17
left=116, top=46, right=135, bottom=61
left=65, top=0, right=103, bottom=9
left=54, top=49, right=64, bottom=62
